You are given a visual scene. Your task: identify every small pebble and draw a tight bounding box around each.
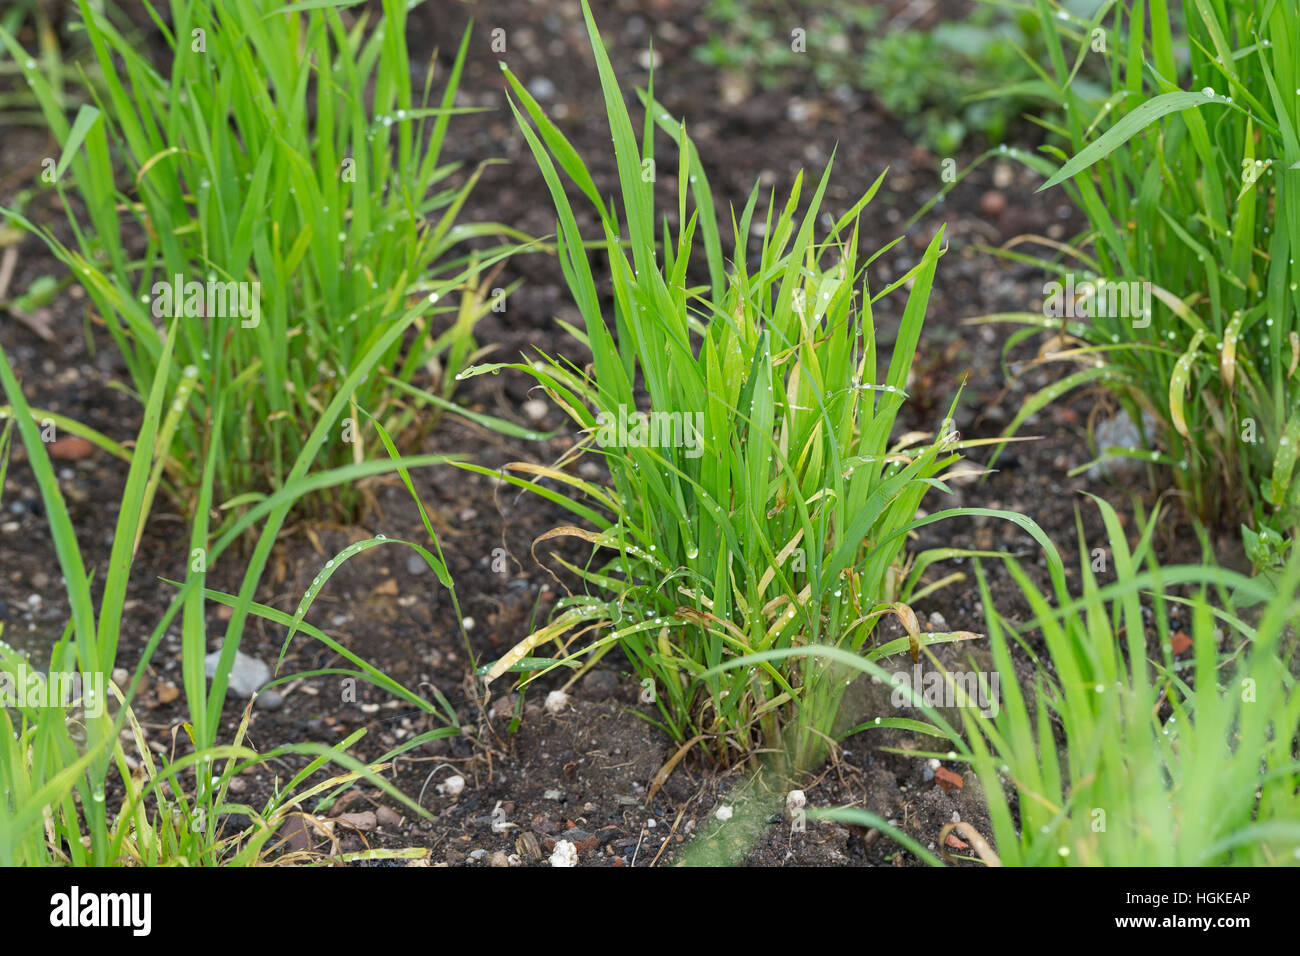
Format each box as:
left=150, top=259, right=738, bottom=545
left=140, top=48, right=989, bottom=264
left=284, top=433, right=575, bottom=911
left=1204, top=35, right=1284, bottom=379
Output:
left=526, top=76, right=555, bottom=100
left=979, top=190, right=1006, bottom=218
left=549, top=839, right=577, bottom=867
left=48, top=436, right=95, bottom=460
left=338, top=811, right=377, bottom=832
left=204, top=648, right=270, bottom=697
left=581, top=669, right=619, bottom=701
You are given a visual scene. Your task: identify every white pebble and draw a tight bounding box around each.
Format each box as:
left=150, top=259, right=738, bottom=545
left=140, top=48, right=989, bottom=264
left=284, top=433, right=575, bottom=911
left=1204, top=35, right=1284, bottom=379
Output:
left=544, top=690, right=570, bottom=715
left=439, top=774, right=465, bottom=797
left=549, top=839, right=578, bottom=867
left=715, top=805, right=734, bottom=821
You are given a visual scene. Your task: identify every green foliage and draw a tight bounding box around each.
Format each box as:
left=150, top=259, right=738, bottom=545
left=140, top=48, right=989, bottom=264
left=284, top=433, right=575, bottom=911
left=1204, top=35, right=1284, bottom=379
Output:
left=694, top=0, right=883, bottom=88
left=0, top=0, right=523, bottom=528
left=962, top=496, right=1300, bottom=866
left=863, top=13, right=1049, bottom=155
left=0, top=296, right=464, bottom=863
left=980, top=0, right=1300, bottom=559
left=468, top=0, right=1056, bottom=773
left=694, top=0, right=1046, bottom=154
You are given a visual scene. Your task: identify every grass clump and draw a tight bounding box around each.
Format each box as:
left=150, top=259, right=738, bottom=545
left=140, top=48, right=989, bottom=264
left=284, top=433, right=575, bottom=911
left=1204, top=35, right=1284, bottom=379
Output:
left=466, top=0, right=1054, bottom=774
left=0, top=279, right=465, bottom=863
left=976, top=0, right=1300, bottom=568
left=0, top=0, right=522, bottom=526
left=961, top=495, right=1300, bottom=866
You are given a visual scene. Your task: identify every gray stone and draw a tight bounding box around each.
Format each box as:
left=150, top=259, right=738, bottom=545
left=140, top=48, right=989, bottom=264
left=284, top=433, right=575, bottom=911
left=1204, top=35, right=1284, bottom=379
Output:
left=527, top=77, right=555, bottom=100
left=205, top=648, right=271, bottom=697
left=582, top=669, right=620, bottom=701
left=1089, top=409, right=1160, bottom=478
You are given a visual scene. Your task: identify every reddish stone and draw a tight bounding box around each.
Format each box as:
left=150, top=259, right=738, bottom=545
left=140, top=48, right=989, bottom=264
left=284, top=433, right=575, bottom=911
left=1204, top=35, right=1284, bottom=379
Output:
left=935, top=767, right=964, bottom=792
left=979, top=190, right=1007, bottom=218
left=49, top=436, right=94, bottom=460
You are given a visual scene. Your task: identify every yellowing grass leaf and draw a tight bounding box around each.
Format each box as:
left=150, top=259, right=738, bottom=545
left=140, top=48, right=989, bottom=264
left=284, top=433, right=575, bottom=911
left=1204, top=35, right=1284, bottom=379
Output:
left=1170, top=329, right=1206, bottom=439
left=1220, top=310, right=1244, bottom=390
